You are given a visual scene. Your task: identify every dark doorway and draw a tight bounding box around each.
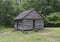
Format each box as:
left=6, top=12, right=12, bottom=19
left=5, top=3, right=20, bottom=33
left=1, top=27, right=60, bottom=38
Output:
left=33, top=20, right=35, bottom=28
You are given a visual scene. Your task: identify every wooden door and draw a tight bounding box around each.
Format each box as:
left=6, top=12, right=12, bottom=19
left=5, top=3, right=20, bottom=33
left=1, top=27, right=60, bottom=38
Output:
left=23, top=19, right=33, bottom=30
left=35, top=19, right=44, bottom=29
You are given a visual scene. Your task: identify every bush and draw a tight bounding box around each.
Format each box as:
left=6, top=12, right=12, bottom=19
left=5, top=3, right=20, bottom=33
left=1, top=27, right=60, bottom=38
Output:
left=45, top=12, right=60, bottom=27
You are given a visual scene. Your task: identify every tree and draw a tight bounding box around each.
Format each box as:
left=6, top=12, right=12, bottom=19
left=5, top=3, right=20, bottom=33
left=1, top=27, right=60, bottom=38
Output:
left=0, top=0, right=60, bottom=27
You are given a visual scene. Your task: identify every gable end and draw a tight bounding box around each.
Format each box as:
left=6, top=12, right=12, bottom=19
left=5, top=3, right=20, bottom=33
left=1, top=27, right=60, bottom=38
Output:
left=23, top=10, right=43, bottom=19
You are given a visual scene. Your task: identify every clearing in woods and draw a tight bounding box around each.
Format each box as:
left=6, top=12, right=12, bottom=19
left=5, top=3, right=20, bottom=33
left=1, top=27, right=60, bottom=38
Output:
left=0, top=27, right=60, bottom=42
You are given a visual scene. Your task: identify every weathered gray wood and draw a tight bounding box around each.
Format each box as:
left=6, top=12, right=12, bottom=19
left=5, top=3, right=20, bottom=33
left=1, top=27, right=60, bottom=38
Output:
left=23, top=20, right=33, bottom=30
left=35, top=19, right=43, bottom=24
left=35, top=19, right=44, bottom=29
left=24, top=10, right=43, bottom=19
left=14, top=9, right=44, bottom=31
left=18, top=20, right=23, bottom=30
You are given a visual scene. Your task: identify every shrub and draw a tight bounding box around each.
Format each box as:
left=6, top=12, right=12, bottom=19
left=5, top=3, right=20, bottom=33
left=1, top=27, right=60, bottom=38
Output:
left=45, top=12, right=60, bottom=27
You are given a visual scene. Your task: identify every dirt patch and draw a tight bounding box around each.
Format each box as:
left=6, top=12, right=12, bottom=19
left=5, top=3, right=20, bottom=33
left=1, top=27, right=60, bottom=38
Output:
left=37, top=32, right=51, bottom=35
left=49, top=38, right=59, bottom=42
left=0, top=32, right=11, bottom=36
left=0, top=32, right=3, bottom=34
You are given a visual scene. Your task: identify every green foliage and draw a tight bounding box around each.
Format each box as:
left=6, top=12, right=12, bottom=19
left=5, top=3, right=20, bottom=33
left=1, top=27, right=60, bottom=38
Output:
left=0, top=0, right=21, bottom=27
left=45, top=12, right=60, bottom=26
left=0, top=0, right=60, bottom=27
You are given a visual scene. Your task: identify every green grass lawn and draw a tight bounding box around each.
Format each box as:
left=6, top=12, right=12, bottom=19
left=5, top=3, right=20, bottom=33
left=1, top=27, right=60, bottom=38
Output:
left=0, top=27, right=60, bottom=42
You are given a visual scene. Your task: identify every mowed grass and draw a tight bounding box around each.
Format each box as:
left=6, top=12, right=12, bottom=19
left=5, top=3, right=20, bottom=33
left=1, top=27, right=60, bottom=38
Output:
left=0, top=27, right=60, bottom=42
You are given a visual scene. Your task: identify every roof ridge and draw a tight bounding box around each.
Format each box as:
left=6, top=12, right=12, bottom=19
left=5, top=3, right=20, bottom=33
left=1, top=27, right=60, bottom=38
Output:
left=22, top=9, right=34, bottom=19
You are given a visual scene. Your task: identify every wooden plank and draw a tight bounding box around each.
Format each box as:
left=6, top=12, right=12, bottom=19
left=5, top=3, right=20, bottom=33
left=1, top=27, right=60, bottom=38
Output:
left=35, top=19, right=44, bottom=29
left=23, top=20, right=33, bottom=30
left=24, top=10, right=42, bottom=19
left=17, top=20, right=23, bottom=30
left=23, top=20, right=33, bottom=25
